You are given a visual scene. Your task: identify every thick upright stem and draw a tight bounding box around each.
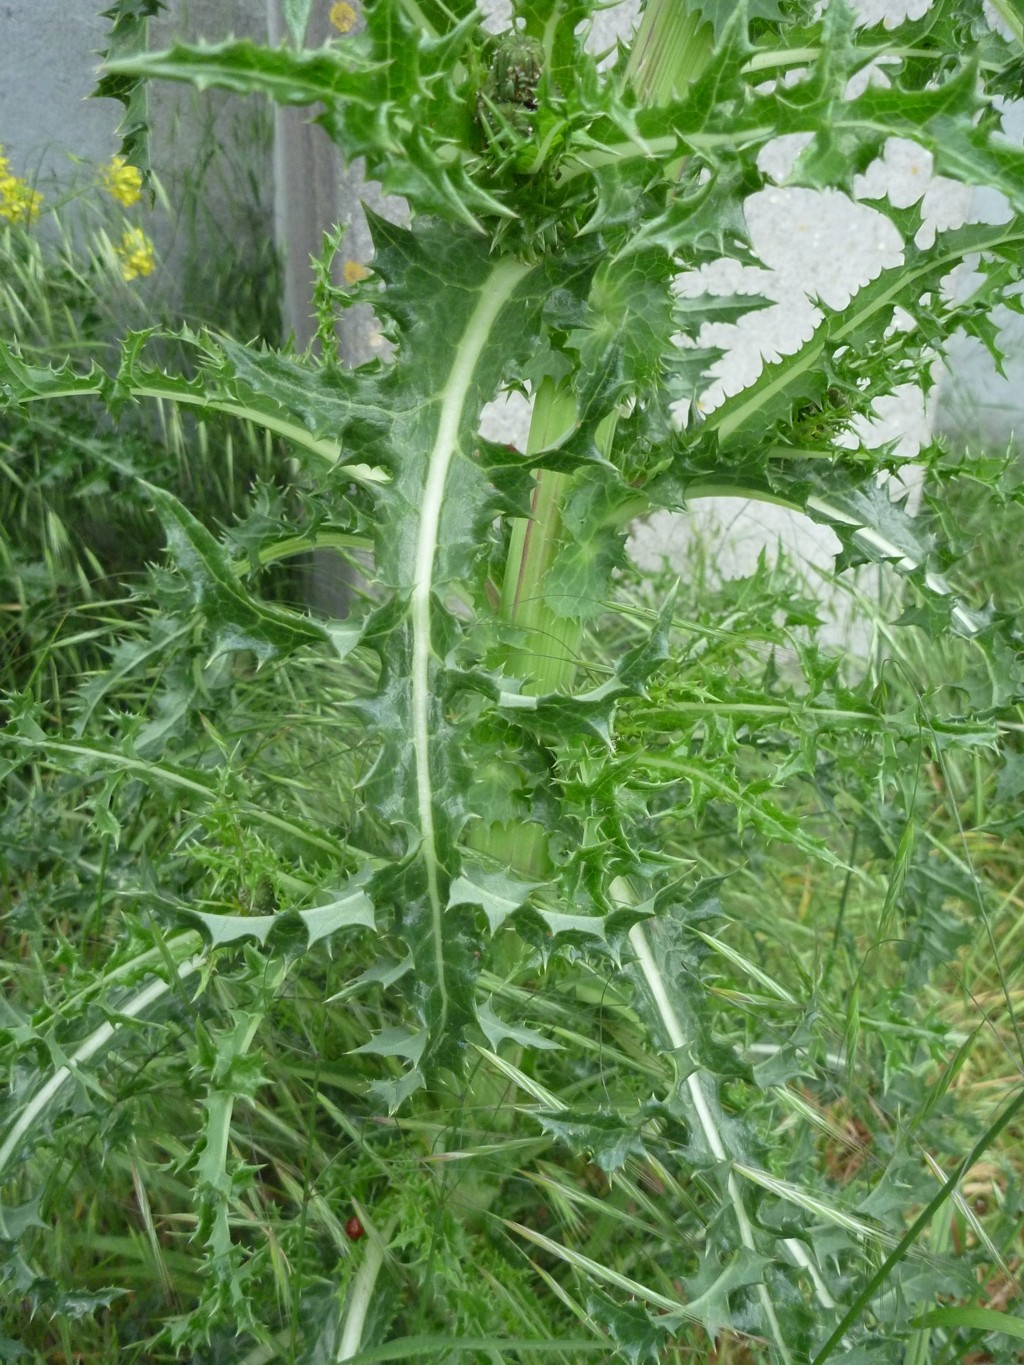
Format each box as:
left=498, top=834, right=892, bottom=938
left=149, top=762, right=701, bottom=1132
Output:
left=477, top=0, right=713, bottom=880
left=497, top=0, right=714, bottom=703
left=500, top=378, right=580, bottom=694
left=624, top=0, right=713, bottom=104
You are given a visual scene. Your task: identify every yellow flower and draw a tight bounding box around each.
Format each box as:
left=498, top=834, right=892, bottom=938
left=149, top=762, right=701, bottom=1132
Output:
left=342, top=258, right=370, bottom=284
left=0, top=145, right=43, bottom=226
left=114, top=227, right=156, bottom=281
left=329, top=2, right=358, bottom=34
left=0, top=176, right=44, bottom=226
left=101, top=155, right=143, bottom=207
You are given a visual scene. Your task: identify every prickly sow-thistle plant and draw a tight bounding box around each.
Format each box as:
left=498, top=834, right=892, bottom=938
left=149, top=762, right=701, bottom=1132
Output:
left=4, top=0, right=1024, bottom=1356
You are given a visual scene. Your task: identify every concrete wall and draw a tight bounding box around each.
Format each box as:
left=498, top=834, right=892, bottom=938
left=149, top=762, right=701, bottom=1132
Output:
left=1, top=1, right=275, bottom=335
left=0, top=4, right=122, bottom=184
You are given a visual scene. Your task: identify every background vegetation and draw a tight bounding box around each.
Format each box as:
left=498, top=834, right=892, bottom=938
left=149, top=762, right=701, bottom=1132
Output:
left=2, top=1, right=1024, bottom=1361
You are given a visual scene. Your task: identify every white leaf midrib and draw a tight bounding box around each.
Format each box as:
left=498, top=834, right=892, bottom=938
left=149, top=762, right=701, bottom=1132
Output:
left=410, top=257, right=533, bottom=1031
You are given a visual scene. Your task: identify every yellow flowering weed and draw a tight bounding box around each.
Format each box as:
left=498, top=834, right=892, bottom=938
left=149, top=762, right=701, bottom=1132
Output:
left=101, top=155, right=143, bottom=208
left=114, top=227, right=156, bottom=281
left=0, top=144, right=43, bottom=226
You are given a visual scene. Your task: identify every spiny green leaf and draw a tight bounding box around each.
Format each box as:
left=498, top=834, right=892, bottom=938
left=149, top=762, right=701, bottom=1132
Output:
left=104, top=22, right=513, bottom=230
left=146, top=483, right=329, bottom=663
left=584, top=1290, right=667, bottom=1365
left=0, top=1197, right=47, bottom=1243
left=706, top=222, right=1024, bottom=448
left=0, top=729, right=340, bottom=856
left=47, top=1287, right=128, bottom=1322
left=105, top=36, right=381, bottom=107
left=674, top=290, right=773, bottom=328
left=351, top=1026, right=428, bottom=1063
left=367, top=1067, right=428, bottom=1113
left=691, top=0, right=785, bottom=39
left=567, top=248, right=678, bottom=415
left=528, top=906, right=609, bottom=944
left=682, top=1245, right=772, bottom=1339
left=93, top=0, right=163, bottom=181
left=534, top=1108, right=650, bottom=1173
left=477, top=999, right=561, bottom=1052
left=0, top=341, right=108, bottom=406
left=184, top=881, right=375, bottom=950
left=448, top=864, right=542, bottom=934
left=301, top=886, right=377, bottom=945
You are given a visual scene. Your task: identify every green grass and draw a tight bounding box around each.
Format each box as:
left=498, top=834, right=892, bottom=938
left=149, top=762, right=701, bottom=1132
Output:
left=3, top=501, right=1024, bottom=1361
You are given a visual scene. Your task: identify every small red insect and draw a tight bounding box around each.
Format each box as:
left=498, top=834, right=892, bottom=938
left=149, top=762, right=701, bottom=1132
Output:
left=345, top=1215, right=365, bottom=1241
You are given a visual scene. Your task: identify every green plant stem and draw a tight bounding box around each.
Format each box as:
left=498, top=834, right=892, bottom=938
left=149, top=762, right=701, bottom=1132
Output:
left=499, top=378, right=580, bottom=693
left=475, top=5, right=706, bottom=883
left=480, top=385, right=615, bottom=878
left=496, top=0, right=716, bottom=703
left=623, top=0, right=713, bottom=103
left=469, top=378, right=590, bottom=877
